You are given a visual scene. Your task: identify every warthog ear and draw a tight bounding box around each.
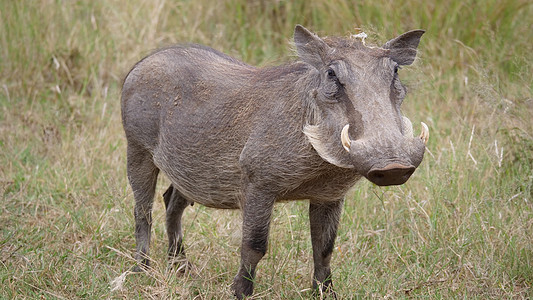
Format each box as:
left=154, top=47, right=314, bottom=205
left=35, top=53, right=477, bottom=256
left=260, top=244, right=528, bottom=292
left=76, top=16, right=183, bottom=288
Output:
left=294, top=25, right=332, bottom=70
left=383, top=30, right=425, bottom=65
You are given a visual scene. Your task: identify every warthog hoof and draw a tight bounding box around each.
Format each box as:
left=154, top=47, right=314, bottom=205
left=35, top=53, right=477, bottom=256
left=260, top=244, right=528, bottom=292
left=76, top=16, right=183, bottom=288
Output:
left=232, top=275, right=254, bottom=299
left=313, top=281, right=337, bottom=299
left=130, top=263, right=148, bottom=273
left=168, top=256, right=197, bottom=276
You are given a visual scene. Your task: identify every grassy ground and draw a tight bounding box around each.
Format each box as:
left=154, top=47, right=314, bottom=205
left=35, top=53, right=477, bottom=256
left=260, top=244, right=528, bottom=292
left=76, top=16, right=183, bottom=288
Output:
left=1, top=0, right=532, bottom=298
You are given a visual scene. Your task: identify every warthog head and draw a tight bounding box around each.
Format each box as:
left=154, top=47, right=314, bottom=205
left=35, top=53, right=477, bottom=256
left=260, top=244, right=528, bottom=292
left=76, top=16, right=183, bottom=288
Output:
left=297, top=25, right=428, bottom=186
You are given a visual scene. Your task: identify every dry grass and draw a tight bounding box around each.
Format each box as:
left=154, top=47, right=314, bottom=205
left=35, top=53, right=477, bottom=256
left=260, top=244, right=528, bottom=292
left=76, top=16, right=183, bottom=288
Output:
left=1, top=0, right=532, bottom=298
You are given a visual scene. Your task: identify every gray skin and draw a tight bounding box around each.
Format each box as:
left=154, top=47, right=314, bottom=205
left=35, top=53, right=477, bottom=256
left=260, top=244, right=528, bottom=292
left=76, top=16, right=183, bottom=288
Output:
left=121, top=25, right=426, bottom=299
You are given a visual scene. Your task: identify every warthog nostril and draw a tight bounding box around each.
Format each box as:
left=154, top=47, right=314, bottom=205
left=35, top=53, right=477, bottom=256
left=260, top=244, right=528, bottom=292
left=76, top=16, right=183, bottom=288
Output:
left=367, top=163, right=416, bottom=186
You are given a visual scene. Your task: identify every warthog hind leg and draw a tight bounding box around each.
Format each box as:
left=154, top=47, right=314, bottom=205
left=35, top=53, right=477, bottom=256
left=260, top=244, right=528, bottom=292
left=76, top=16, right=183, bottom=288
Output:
left=127, top=144, right=160, bottom=272
left=163, top=184, right=194, bottom=273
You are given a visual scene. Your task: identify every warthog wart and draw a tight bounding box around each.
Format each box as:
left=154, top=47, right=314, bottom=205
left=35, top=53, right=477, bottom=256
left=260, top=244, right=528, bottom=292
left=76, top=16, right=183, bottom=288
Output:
left=121, top=25, right=428, bottom=298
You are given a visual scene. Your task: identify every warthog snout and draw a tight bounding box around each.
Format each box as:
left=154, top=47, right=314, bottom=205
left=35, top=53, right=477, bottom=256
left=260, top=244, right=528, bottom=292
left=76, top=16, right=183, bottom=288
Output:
left=367, top=163, right=416, bottom=186
left=340, top=122, right=429, bottom=186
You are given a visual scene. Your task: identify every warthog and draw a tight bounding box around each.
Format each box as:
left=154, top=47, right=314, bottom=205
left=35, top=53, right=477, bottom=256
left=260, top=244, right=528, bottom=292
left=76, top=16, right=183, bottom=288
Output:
left=121, top=25, right=428, bottom=298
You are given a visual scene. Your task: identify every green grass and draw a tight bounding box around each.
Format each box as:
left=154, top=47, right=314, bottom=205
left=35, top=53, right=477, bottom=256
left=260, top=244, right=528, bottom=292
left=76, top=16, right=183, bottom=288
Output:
left=1, top=0, right=532, bottom=298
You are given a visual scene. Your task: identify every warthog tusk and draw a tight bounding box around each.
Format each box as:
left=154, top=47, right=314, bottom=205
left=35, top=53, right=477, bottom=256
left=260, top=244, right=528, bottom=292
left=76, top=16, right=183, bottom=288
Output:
left=341, top=124, right=351, bottom=152
left=419, top=122, right=429, bottom=145
left=402, top=116, right=414, bottom=138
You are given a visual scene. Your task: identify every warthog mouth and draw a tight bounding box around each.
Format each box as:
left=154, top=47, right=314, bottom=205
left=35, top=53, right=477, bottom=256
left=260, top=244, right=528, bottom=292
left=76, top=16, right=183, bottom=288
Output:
left=367, top=163, right=416, bottom=186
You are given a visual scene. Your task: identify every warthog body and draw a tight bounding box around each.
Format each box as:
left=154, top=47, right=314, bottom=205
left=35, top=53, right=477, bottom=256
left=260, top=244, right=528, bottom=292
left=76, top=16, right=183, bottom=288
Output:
left=121, top=25, right=427, bottom=298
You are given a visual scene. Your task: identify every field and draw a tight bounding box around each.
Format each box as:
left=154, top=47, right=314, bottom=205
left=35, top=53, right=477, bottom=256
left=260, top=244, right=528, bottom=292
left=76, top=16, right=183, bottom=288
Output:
left=1, top=0, right=532, bottom=298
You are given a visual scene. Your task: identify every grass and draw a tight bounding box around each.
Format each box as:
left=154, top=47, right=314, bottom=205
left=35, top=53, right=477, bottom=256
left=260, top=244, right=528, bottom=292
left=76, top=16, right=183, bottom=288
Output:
left=1, top=0, right=532, bottom=298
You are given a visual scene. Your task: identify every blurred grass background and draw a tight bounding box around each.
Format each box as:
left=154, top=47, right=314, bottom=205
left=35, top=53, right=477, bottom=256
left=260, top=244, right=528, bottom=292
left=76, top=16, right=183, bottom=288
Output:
left=1, top=0, right=532, bottom=298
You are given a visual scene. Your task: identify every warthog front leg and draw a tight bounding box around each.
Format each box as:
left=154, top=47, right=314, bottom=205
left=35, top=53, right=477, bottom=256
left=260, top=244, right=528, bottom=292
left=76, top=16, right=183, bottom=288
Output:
left=232, top=189, right=276, bottom=299
left=309, top=200, right=343, bottom=297
left=163, top=184, right=192, bottom=271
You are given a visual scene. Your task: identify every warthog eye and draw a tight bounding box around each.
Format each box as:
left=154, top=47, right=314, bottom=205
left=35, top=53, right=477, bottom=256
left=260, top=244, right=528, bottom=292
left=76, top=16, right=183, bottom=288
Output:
left=327, top=68, right=336, bottom=79
left=322, top=67, right=341, bottom=100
